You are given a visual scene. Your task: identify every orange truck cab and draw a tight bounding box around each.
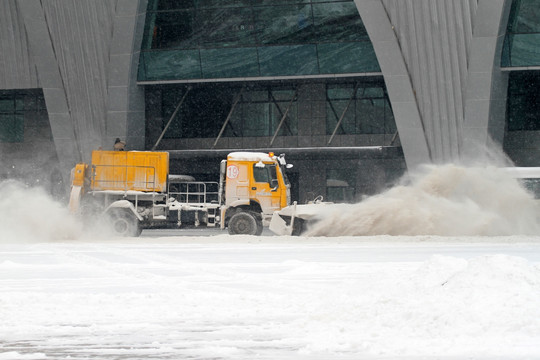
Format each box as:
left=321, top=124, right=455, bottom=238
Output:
left=221, top=152, right=291, bottom=235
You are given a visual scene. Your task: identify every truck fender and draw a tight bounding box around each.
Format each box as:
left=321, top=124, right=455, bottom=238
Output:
left=228, top=199, right=250, bottom=208
left=105, top=200, right=143, bottom=221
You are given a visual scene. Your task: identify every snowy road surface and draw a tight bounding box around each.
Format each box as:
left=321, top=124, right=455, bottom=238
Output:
left=1, top=235, right=540, bottom=359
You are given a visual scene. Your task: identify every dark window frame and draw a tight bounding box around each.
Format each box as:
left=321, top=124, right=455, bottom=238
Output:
left=325, top=81, right=396, bottom=135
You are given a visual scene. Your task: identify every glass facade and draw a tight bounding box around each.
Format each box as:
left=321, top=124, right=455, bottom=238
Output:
left=502, top=0, right=540, bottom=67
left=226, top=86, right=298, bottom=137
left=326, top=82, right=396, bottom=135
left=506, top=71, right=540, bottom=131
left=326, top=168, right=355, bottom=202
left=147, top=79, right=395, bottom=140
left=0, top=90, right=46, bottom=143
left=151, top=83, right=298, bottom=139
left=139, top=0, right=380, bottom=81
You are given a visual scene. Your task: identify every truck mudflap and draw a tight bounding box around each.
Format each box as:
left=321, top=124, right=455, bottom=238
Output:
left=269, top=202, right=329, bottom=236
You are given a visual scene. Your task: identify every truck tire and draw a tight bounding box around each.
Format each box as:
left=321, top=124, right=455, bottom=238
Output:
left=255, top=216, right=263, bottom=236
left=228, top=211, right=258, bottom=235
left=107, top=209, right=141, bottom=237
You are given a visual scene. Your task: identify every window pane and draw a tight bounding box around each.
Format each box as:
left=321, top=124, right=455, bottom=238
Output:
left=253, top=166, right=270, bottom=183
left=23, top=95, right=37, bottom=111
left=503, top=0, right=540, bottom=67
left=139, top=50, right=201, bottom=81
left=507, top=71, right=540, bottom=131
left=243, top=90, right=268, bottom=102
left=507, top=34, right=540, bottom=67
left=270, top=102, right=297, bottom=136
left=327, top=86, right=354, bottom=100
left=225, top=111, right=242, bottom=137
left=243, top=103, right=270, bottom=136
left=151, top=10, right=196, bottom=49
left=326, top=82, right=394, bottom=135
left=155, top=0, right=194, bottom=11
left=514, top=0, right=540, bottom=33
left=359, top=87, right=384, bottom=98
left=197, top=8, right=256, bottom=47
left=0, top=114, right=23, bottom=142
left=13, top=114, right=24, bottom=142
left=253, top=5, right=313, bottom=44
left=326, top=99, right=355, bottom=135
left=269, top=165, right=277, bottom=182
left=0, top=98, right=14, bottom=112
left=313, top=2, right=367, bottom=42
left=384, top=99, right=397, bottom=134
left=200, top=47, right=259, bottom=78
left=326, top=168, right=355, bottom=203
left=270, top=89, right=295, bottom=101
left=0, top=115, right=13, bottom=141
left=319, top=42, right=380, bottom=73
left=258, top=44, right=318, bottom=76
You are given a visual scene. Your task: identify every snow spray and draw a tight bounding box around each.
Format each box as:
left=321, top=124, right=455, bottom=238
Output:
left=305, top=164, right=540, bottom=236
left=0, top=180, right=82, bottom=242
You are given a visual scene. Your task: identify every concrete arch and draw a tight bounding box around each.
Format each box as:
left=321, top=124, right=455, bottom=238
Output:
left=462, top=0, right=512, bottom=158
left=354, top=0, right=431, bottom=171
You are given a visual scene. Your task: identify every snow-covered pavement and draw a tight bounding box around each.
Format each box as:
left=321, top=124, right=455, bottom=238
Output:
left=1, top=235, right=539, bottom=359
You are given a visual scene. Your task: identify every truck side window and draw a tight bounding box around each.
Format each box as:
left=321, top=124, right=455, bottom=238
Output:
left=253, top=164, right=278, bottom=188
left=253, top=165, right=270, bottom=183
left=268, top=165, right=278, bottom=189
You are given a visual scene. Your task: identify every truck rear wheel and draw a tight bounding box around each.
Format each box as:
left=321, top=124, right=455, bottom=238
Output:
left=107, top=209, right=141, bottom=237
left=228, top=211, right=258, bottom=235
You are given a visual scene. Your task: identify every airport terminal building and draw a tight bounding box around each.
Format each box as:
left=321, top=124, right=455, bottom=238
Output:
left=1, top=0, right=539, bottom=202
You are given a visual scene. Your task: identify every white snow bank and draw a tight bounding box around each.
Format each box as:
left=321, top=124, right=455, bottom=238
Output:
left=0, top=240, right=539, bottom=359
left=0, top=352, right=46, bottom=359
left=0, top=180, right=82, bottom=242
left=306, top=164, right=540, bottom=236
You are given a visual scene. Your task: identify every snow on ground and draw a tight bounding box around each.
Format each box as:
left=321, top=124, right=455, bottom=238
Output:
left=1, top=234, right=540, bottom=359
left=1, top=164, right=540, bottom=359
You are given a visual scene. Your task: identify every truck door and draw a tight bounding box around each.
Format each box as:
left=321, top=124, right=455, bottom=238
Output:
left=225, top=162, right=250, bottom=205
left=251, top=163, right=281, bottom=214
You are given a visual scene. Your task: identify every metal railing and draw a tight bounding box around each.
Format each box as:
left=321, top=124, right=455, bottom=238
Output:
left=168, top=181, right=219, bottom=205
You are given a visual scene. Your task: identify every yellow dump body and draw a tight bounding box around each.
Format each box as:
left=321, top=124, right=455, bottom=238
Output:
left=90, top=150, right=169, bottom=192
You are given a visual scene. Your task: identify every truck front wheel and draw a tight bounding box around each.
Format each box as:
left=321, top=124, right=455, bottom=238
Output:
left=228, top=211, right=259, bottom=235
left=107, top=209, right=142, bottom=237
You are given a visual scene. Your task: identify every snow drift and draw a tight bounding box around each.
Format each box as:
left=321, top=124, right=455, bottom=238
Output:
left=306, top=164, right=540, bottom=236
left=1, top=239, right=539, bottom=359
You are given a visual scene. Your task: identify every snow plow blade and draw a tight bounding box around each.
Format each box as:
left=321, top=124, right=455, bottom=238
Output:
left=269, top=202, right=329, bottom=236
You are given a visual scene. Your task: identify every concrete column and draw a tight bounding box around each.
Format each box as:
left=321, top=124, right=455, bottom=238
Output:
left=462, top=0, right=512, bottom=159
left=106, top=0, right=148, bottom=150
left=354, top=0, right=431, bottom=171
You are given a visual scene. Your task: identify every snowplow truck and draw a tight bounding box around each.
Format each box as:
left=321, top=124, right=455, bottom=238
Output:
left=68, top=150, right=291, bottom=236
